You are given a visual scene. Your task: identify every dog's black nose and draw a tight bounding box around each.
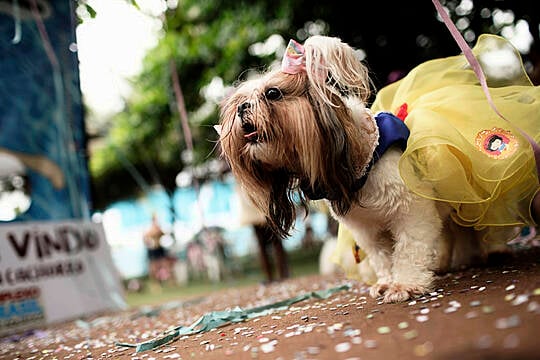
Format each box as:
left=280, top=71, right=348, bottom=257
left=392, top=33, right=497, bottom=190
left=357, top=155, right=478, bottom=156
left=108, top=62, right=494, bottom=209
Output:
left=237, top=102, right=251, bottom=118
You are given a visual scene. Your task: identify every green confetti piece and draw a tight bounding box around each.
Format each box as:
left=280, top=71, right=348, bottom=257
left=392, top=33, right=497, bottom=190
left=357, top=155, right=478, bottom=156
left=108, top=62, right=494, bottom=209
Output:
left=482, top=305, right=495, bottom=314
left=117, top=284, right=351, bottom=352
left=533, top=288, right=540, bottom=296
left=377, top=326, right=391, bottom=334
left=403, top=330, right=418, bottom=340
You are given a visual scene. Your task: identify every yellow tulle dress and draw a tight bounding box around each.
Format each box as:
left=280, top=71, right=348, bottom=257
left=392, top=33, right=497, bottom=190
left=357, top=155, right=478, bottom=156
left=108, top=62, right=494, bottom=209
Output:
left=333, top=34, right=540, bottom=282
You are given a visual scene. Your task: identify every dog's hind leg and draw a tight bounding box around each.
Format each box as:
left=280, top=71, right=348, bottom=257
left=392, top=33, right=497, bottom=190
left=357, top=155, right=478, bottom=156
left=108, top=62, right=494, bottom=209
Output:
left=436, top=215, right=485, bottom=273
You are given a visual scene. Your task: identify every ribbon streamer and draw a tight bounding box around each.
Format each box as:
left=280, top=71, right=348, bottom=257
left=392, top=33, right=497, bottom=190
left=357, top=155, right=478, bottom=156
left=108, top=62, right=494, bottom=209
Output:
left=116, top=284, right=351, bottom=352
left=11, top=0, right=21, bottom=44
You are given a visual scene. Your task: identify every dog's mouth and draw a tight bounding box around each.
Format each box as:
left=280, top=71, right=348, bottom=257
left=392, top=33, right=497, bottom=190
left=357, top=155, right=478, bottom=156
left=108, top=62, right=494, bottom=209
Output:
left=241, top=122, right=259, bottom=143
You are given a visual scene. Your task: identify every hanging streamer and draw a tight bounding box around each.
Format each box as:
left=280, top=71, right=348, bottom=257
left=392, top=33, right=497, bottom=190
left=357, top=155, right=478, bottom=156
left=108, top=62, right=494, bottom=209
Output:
left=11, top=0, right=21, bottom=44
left=169, top=60, right=207, bottom=226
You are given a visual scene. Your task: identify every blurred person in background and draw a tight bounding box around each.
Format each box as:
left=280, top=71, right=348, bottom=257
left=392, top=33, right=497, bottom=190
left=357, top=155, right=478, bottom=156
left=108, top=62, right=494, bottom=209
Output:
left=238, top=190, right=289, bottom=284
left=143, top=213, right=173, bottom=289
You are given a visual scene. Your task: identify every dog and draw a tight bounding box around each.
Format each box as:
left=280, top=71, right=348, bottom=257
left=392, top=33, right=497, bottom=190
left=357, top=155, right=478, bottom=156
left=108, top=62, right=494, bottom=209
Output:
left=216, top=35, right=540, bottom=303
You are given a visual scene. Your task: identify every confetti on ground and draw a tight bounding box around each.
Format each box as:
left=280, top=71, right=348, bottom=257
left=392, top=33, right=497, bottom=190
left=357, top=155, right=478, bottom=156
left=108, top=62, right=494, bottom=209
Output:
left=413, top=341, right=434, bottom=357
left=2, top=247, right=540, bottom=360
left=260, top=340, right=277, bottom=353
left=363, top=339, right=378, bottom=349
left=403, top=330, right=419, bottom=340
left=398, top=321, right=409, bottom=329
left=495, top=315, right=521, bottom=330
left=503, top=333, right=520, bottom=349
left=476, top=334, right=494, bottom=349
left=511, top=295, right=529, bottom=306
left=335, top=342, right=352, bottom=352
left=482, top=305, right=495, bottom=314
left=116, top=284, right=350, bottom=352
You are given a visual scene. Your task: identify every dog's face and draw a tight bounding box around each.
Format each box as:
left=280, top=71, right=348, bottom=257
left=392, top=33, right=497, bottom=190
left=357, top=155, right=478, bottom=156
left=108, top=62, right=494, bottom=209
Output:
left=218, top=36, right=378, bottom=237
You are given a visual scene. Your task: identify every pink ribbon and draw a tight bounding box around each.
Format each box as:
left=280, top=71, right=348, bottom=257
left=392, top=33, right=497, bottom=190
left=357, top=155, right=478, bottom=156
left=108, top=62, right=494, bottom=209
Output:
left=281, top=39, right=305, bottom=74
left=432, top=0, right=508, bottom=122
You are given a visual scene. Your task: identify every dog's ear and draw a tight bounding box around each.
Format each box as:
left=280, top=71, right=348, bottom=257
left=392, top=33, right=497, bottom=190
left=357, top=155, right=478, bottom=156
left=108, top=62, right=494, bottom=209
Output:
left=306, top=91, right=361, bottom=214
left=243, top=167, right=306, bottom=239
left=267, top=169, right=299, bottom=238
left=303, top=36, right=371, bottom=105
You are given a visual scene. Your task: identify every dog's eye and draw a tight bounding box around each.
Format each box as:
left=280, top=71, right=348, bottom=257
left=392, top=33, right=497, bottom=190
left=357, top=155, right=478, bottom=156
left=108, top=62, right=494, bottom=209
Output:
left=265, top=87, right=283, bottom=101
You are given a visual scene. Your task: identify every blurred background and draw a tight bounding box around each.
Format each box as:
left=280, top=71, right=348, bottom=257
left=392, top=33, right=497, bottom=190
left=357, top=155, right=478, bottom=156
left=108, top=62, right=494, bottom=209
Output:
left=1, top=0, right=539, bottom=304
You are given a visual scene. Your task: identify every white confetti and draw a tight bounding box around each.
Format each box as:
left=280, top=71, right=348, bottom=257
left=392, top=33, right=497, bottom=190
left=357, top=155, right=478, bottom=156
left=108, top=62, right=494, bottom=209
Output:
left=260, top=341, right=276, bottom=353
left=465, top=311, right=478, bottom=319
left=503, top=334, right=520, bottom=349
left=527, top=301, right=539, bottom=312
left=344, top=329, right=361, bottom=337
left=495, top=315, right=521, bottom=329
left=335, top=342, right=351, bottom=353
left=364, top=339, right=378, bottom=349
left=476, top=335, right=493, bottom=349
left=511, top=295, right=529, bottom=306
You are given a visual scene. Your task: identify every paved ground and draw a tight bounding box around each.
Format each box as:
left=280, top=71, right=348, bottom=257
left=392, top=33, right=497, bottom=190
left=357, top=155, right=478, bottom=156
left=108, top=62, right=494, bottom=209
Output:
left=1, top=246, right=540, bottom=360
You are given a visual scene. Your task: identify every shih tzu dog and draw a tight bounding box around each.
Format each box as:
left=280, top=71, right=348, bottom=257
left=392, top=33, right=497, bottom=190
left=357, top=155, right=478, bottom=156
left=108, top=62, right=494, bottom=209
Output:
left=216, top=35, right=537, bottom=303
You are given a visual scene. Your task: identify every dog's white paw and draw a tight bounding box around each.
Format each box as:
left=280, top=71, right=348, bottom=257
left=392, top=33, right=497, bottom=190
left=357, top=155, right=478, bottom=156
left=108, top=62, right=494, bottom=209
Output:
left=382, top=283, right=429, bottom=303
left=369, top=283, right=390, bottom=298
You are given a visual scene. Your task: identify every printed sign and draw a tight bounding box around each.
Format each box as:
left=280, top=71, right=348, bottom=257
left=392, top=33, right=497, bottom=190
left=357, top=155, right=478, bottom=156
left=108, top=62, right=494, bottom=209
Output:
left=0, top=220, right=125, bottom=336
left=0, top=0, right=91, bottom=222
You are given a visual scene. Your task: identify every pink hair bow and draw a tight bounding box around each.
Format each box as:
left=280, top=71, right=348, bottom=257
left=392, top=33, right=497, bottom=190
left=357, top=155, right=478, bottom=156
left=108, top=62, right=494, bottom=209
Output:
left=281, top=39, right=305, bottom=74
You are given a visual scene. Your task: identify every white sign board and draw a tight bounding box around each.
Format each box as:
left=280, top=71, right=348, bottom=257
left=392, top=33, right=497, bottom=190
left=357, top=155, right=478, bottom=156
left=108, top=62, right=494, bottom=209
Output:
left=0, top=220, right=125, bottom=336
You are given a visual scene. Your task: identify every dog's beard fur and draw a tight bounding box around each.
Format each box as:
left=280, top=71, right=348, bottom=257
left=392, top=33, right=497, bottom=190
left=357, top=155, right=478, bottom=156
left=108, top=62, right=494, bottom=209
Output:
left=219, top=43, right=377, bottom=238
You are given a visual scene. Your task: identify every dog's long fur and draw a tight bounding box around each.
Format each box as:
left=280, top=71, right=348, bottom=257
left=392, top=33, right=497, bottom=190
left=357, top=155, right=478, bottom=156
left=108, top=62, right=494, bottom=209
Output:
left=218, top=36, right=507, bottom=303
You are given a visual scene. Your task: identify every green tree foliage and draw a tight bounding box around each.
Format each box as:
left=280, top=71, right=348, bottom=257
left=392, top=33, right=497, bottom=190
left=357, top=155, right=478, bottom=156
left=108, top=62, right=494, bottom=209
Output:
left=89, top=0, right=540, bottom=210
left=90, top=0, right=295, bottom=208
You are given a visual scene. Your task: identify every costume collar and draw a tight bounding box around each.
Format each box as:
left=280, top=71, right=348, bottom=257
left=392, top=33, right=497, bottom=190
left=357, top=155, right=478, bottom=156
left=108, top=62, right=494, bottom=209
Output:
left=301, top=112, right=409, bottom=200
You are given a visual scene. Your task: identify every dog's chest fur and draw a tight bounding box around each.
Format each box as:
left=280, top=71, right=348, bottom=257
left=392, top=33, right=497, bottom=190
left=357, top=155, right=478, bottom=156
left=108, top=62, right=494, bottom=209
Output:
left=332, top=147, right=415, bottom=226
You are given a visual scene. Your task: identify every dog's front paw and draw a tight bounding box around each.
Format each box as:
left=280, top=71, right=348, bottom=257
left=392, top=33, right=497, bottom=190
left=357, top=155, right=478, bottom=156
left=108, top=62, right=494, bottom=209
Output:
left=369, top=283, right=390, bottom=298
left=382, top=283, right=429, bottom=303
